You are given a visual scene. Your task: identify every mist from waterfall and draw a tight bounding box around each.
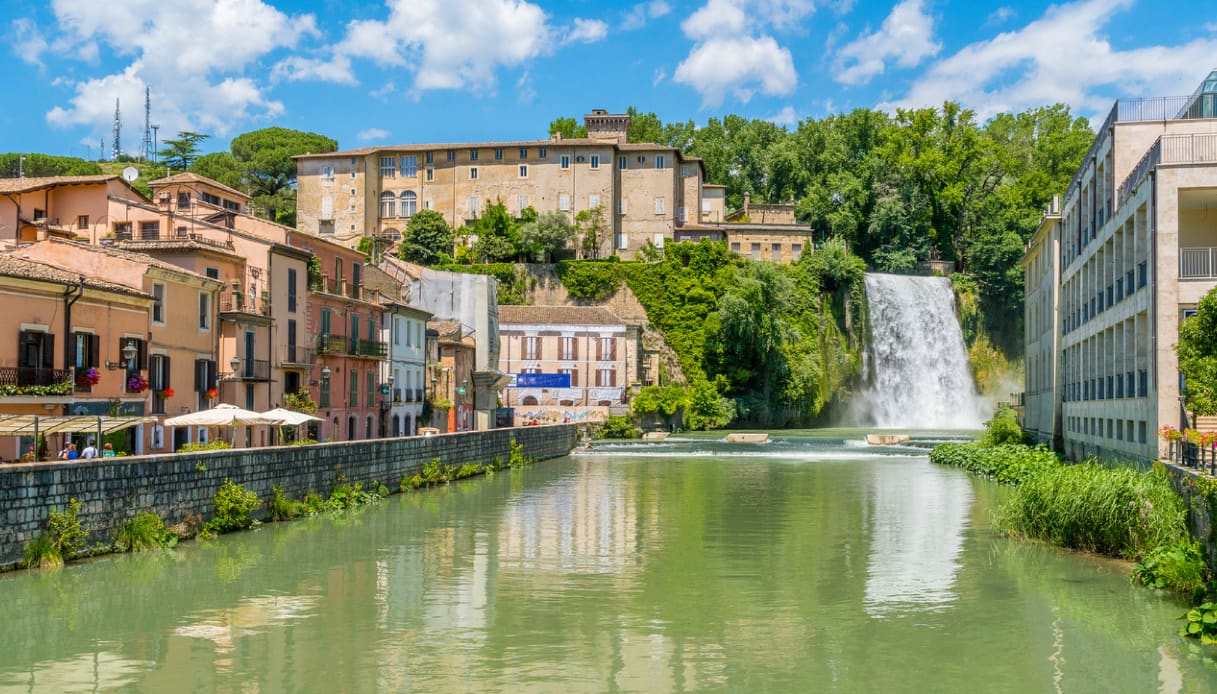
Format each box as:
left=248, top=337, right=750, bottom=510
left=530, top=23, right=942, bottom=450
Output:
left=853, top=273, right=988, bottom=429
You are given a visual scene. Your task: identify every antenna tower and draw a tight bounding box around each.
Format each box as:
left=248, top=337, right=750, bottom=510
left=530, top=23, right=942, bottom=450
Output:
left=111, top=98, right=122, bottom=161
left=142, top=87, right=152, bottom=162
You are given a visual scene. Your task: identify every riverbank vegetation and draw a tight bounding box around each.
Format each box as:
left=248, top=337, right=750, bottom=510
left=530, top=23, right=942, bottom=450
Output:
left=931, top=414, right=1214, bottom=611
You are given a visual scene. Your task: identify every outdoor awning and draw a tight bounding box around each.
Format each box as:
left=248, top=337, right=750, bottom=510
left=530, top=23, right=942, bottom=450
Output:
left=0, top=415, right=157, bottom=436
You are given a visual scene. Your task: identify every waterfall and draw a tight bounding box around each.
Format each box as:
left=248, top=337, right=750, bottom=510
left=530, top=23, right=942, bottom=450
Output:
left=854, top=273, right=988, bottom=429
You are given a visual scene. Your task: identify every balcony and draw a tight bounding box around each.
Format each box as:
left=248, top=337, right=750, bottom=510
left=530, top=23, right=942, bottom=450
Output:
left=220, top=297, right=271, bottom=317
left=317, top=333, right=347, bottom=355
left=228, top=360, right=270, bottom=381
left=0, top=367, right=73, bottom=397
left=350, top=338, right=388, bottom=358
left=1180, top=247, right=1217, bottom=279
left=281, top=346, right=316, bottom=367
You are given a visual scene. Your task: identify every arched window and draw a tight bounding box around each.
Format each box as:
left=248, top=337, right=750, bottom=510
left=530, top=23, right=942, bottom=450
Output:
left=366, top=416, right=374, bottom=439
left=347, top=415, right=357, bottom=440
left=352, top=262, right=361, bottom=289
left=559, top=399, right=575, bottom=406
left=379, top=192, right=396, bottom=218
left=522, top=396, right=538, bottom=406
left=392, top=414, right=401, bottom=437
left=400, top=191, right=417, bottom=218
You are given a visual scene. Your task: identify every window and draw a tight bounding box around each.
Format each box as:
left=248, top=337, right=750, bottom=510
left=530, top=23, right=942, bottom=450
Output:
left=401, top=156, right=417, bottom=177
left=446, top=150, right=455, bottom=162
left=287, top=268, right=298, bottom=312
left=678, top=207, right=687, bottom=223
left=425, top=168, right=434, bottom=182
left=367, top=370, right=376, bottom=407
left=320, top=375, right=331, bottom=408
left=590, top=155, right=600, bottom=169
left=322, top=165, right=334, bottom=180
left=379, top=192, right=396, bottom=218
left=71, top=332, right=100, bottom=370
left=287, top=319, right=298, bottom=362
left=350, top=368, right=359, bottom=407
left=792, top=243, right=803, bottom=261
left=596, top=368, right=616, bottom=387
left=539, top=147, right=547, bottom=158
left=518, top=194, right=528, bottom=212
left=656, top=155, right=665, bottom=169
left=426, top=152, right=434, bottom=164
left=75, top=214, right=89, bottom=230
left=380, top=156, right=396, bottom=177
left=731, top=242, right=741, bottom=253
left=681, top=165, right=692, bottom=177
left=140, top=221, right=160, bottom=239
left=559, top=194, right=570, bottom=212
left=495, top=148, right=503, bottom=160
left=618, top=156, right=627, bottom=170
left=320, top=307, right=332, bottom=335
left=589, top=194, right=599, bottom=208
left=152, top=282, right=166, bottom=324
left=561, top=155, right=570, bottom=170
left=424, top=200, right=433, bottom=210
left=320, top=195, right=333, bottom=220
left=199, top=292, right=211, bottom=330
left=772, top=243, right=782, bottom=261
left=519, top=148, right=528, bottom=159
left=469, top=149, right=479, bottom=161
left=401, top=191, right=417, bottom=217
left=598, top=336, right=616, bottom=361
left=561, top=336, right=576, bottom=361
left=519, top=165, right=528, bottom=178
left=618, top=199, right=628, bottom=215
left=525, top=336, right=538, bottom=360
left=33, top=208, right=45, bottom=220
left=150, top=354, right=170, bottom=414
left=468, top=197, right=480, bottom=218
left=654, top=197, right=665, bottom=215
left=470, top=167, right=478, bottom=180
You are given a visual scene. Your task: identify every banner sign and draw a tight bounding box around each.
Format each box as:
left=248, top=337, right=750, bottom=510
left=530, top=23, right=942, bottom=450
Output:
left=514, top=373, right=571, bottom=388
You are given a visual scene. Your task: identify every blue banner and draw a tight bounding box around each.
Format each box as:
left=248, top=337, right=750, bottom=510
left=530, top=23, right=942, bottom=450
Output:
left=514, top=373, right=571, bottom=388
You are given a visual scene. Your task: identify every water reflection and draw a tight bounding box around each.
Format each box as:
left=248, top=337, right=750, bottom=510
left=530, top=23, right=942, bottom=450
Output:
left=0, top=649, right=154, bottom=692
left=863, top=462, right=972, bottom=617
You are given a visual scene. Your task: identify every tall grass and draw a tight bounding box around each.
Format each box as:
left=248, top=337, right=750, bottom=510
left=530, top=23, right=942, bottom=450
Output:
left=113, top=512, right=176, bottom=552
left=999, top=463, right=1189, bottom=559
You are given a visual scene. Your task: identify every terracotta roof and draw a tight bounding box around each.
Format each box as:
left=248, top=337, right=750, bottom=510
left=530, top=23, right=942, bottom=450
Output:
left=149, top=172, right=250, bottom=201
left=498, top=305, right=624, bottom=326
left=0, top=254, right=151, bottom=298
left=115, top=237, right=243, bottom=259
left=0, top=175, right=121, bottom=194
left=17, top=239, right=215, bottom=283
left=427, top=320, right=462, bottom=337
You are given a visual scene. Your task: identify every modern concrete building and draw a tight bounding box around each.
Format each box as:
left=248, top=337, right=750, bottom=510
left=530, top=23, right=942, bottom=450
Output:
left=1022, top=70, right=1217, bottom=462
left=1021, top=196, right=1062, bottom=447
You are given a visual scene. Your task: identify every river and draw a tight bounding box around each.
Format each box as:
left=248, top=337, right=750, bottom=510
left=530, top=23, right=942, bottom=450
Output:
left=1, top=430, right=1213, bottom=692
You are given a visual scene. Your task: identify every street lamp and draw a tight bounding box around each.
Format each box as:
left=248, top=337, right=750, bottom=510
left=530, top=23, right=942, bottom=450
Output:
left=108, top=341, right=139, bottom=370
left=321, top=365, right=332, bottom=381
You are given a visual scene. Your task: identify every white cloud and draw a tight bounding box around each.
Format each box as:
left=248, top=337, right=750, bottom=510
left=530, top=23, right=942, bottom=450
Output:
left=358, top=128, right=390, bottom=141
left=11, top=18, right=49, bottom=67
left=986, top=6, right=1015, bottom=26
left=272, top=55, right=357, bottom=85
left=766, top=105, right=798, bottom=125
left=674, top=0, right=812, bottom=106
left=40, top=0, right=315, bottom=140
left=884, top=0, right=1217, bottom=119
left=622, top=1, right=672, bottom=30
left=653, top=68, right=667, bottom=86
left=562, top=18, right=609, bottom=46
left=674, top=36, right=797, bottom=107
left=331, top=0, right=553, bottom=93
left=833, top=0, right=940, bottom=85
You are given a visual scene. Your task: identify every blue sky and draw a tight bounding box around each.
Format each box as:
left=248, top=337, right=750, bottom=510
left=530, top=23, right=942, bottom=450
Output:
left=4, top=0, right=1216, bottom=159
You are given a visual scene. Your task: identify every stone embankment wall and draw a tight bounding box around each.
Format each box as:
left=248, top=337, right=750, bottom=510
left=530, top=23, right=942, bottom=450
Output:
left=1162, top=462, right=1217, bottom=568
left=0, top=424, right=578, bottom=570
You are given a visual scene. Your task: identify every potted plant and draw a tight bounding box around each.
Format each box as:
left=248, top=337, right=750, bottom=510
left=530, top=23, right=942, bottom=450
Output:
left=76, top=367, right=100, bottom=388
left=127, top=373, right=149, bottom=393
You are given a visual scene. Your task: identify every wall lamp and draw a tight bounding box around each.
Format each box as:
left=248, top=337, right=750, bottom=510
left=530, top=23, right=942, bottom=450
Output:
left=106, top=342, right=138, bottom=370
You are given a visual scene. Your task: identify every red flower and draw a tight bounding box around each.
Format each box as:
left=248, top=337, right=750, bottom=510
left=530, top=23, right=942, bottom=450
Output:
left=161, top=388, right=175, bottom=398
left=206, top=388, right=218, bottom=399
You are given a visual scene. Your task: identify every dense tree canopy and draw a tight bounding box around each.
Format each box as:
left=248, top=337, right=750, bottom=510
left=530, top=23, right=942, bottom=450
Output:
left=1178, top=288, right=1217, bottom=416
left=399, top=210, right=455, bottom=266
left=158, top=131, right=210, bottom=172
left=0, top=153, right=101, bottom=178
left=520, top=210, right=575, bottom=262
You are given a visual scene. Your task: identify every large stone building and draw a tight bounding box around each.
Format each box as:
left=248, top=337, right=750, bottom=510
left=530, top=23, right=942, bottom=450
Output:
left=1021, top=70, right=1217, bottom=462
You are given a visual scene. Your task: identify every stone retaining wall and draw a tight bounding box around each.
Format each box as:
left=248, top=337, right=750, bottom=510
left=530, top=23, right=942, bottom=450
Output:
left=1162, top=462, right=1217, bottom=568
left=0, top=424, right=579, bottom=570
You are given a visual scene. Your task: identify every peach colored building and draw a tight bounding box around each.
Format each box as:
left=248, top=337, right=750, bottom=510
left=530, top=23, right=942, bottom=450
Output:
left=0, top=175, right=153, bottom=247
left=0, top=253, right=152, bottom=459
left=12, top=239, right=225, bottom=452
left=427, top=321, right=475, bottom=433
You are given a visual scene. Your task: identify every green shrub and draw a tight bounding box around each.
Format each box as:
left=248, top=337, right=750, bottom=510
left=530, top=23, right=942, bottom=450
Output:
left=980, top=405, right=1027, bottom=446
left=113, top=512, right=176, bottom=552
left=456, top=463, right=482, bottom=479
left=21, top=534, right=63, bottom=570
left=509, top=440, right=533, bottom=469
left=1132, top=542, right=1212, bottom=598
left=205, top=479, right=261, bottom=534
left=269, top=486, right=302, bottom=521
left=21, top=498, right=90, bottom=569
left=1000, top=463, right=1189, bottom=559
left=598, top=415, right=640, bottom=439
left=177, top=440, right=233, bottom=453
left=555, top=260, right=625, bottom=301
left=1181, top=602, right=1217, bottom=644
left=929, top=442, right=1059, bottom=485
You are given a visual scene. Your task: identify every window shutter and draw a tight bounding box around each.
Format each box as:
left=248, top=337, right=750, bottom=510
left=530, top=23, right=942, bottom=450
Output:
left=571, top=370, right=578, bottom=387
left=611, top=339, right=617, bottom=361
left=611, top=369, right=617, bottom=387
left=163, top=356, right=171, bottom=389
left=89, top=334, right=100, bottom=368
left=68, top=334, right=78, bottom=368
left=573, top=338, right=578, bottom=361
left=195, top=359, right=206, bottom=391
left=207, top=360, right=218, bottom=391
left=42, top=333, right=54, bottom=369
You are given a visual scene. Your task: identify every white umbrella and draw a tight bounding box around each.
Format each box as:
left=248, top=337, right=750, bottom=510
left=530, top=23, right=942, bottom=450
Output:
left=164, top=403, right=284, bottom=427
left=259, top=408, right=322, bottom=426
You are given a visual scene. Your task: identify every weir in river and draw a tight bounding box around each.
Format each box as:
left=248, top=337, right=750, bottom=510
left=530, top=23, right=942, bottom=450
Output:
left=853, top=273, right=989, bottom=429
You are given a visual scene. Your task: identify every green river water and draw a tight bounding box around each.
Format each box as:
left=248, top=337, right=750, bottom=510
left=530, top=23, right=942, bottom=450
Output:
left=3, top=430, right=1217, bottom=692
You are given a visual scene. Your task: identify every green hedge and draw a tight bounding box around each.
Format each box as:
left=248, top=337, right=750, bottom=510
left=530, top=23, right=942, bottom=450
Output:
left=928, top=442, right=1060, bottom=485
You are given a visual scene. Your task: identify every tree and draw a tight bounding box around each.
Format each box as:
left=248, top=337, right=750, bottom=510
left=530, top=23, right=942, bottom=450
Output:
left=471, top=200, right=522, bottom=262
left=549, top=117, right=587, bottom=139
left=228, top=127, right=338, bottom=225
left=189, top=152, right=245, bottom=190
left=0, top=153, right=101, bottom=178
left=1178, top=288, right=1217, bottom=416
left=520, top=210, right=575, bottom=262
left=158, top=131, right=210, bottom=172
left=399, top=210, right=455, bottom=266
left=574, top=205, right=609, bottom=259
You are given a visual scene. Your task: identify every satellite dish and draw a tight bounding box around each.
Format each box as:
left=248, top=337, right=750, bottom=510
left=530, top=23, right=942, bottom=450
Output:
left=121, top=166, right=139, bottom=182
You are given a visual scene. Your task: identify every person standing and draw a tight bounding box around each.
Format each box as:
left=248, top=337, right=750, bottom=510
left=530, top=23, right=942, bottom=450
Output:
left=65, top=443, right=79, bottom=460
left=81, top=439, right=98, bottom=459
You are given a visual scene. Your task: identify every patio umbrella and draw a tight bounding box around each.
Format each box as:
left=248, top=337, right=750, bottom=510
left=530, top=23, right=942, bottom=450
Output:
left=259, top=408, right=322, bottom=426
left=164, top=404, right=284, bottom=427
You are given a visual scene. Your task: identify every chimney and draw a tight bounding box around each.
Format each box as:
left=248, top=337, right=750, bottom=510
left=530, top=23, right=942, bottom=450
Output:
left=743, top=191, right=750, bottom=216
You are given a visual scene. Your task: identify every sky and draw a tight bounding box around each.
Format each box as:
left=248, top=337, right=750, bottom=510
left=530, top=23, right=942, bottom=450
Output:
left=3, top=0, right=1216, bottom=160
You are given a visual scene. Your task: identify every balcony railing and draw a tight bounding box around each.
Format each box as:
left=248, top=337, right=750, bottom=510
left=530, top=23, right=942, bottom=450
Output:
left=350, top=338, right=388, bottom=358
left=230, top=360, right=270, bottom=381
left=1180, top=247, right=1217, bottom=279
left=317, top=333, right=347, bottom=355
left=281, top=346, right=315, bottom=367
left=0, top=367, right=73, bottom=396
left=220, top=297, right=271, bottom=317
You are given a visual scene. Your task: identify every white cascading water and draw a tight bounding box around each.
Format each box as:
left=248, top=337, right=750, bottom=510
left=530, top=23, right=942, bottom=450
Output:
left=854, top=273, right=988, bottom=429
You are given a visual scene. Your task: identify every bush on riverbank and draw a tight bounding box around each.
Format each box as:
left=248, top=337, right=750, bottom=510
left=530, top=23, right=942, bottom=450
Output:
left=1132, top=542, right=1212, bottom=600
left=1001, top=463, right=1189, bottom=559
left=113, top=512, right=176, bottom=552
left=929, top=442, right=1059, bottom=485
left=20, top=498, right=89, bottom=569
